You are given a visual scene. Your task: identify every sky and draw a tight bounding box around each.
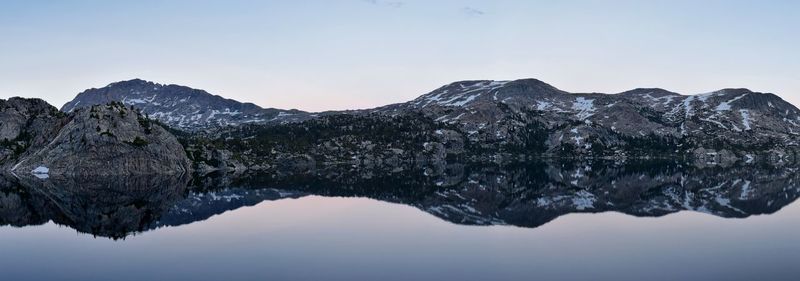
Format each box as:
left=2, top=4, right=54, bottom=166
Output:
left=0, top=0, right=798, bottom=112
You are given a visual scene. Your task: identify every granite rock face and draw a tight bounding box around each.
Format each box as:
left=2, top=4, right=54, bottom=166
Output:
left=10, top=102, right=192, bottom=176
left=0, top=98, right=69, bottom=168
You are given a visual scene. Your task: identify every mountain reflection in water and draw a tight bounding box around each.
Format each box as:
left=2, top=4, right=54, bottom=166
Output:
left=1, top=160, right=798, bottom=239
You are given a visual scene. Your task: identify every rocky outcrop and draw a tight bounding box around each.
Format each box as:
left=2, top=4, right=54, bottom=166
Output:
left=10, top=102, right=192, bottom=176
left=0, top=98, right=69, bottom=168
left=61, top=79, right=311, bottom=130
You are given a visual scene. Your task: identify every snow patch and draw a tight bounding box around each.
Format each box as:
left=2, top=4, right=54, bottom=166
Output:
left=676, top=92, right=716, bottom=118
left=570, top=128, right=583, bottom=146
left=739, top=180, right=752, bottom=200
left=122, top=95, right=158, bottom=105
left=445, top=93, right=481, bottom=107
left=572, top=190, right=596, bottom=210
left=31, top=166, right=49, bottom=174
left=417, top=80, right=508, bottom=108
left=739, top=109, right=752, bottom=130
left=536, top=101, right=552, bottom=111
left=700, top=117, right=728, bottom=130
left=715, top=94, right=748, bottom=111
left=31, top=166, right=50, bottom=178
left=572, top=97, right=595, bottom=120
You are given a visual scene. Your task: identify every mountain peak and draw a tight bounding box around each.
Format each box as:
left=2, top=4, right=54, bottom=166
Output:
left=508, top=78, right=554, bottom=86
left=61, top=80, right=310, bottom=130
left=104, top=78, right=161, bottom=88
left=619, top=88, right=680, bottom=97
left=714, top=88, right=756, bottom=95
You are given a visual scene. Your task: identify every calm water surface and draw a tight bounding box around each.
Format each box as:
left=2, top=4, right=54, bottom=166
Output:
left=1, top=161, right=799, bottom=281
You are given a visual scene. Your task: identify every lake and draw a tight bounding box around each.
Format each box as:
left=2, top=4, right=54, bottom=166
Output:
left=1, top=160, right=799, bottom=281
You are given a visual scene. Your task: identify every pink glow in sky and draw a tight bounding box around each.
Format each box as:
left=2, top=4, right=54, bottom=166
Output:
left=1, top=1, right=798, bottom=112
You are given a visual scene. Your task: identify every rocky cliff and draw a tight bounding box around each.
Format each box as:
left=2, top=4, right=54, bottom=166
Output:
left=0, top=98, right=69, bottom=168
left=4, top=100, right=192, bottom=176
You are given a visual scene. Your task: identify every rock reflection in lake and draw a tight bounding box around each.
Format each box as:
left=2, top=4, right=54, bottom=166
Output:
left=0, top=174, right=189, bottom=239
left=2, top=160, right=799, bottom=239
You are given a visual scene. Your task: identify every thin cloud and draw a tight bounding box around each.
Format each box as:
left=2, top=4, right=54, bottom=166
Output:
left=462, top=6, right=486, bottom=16
left=362, top=0, right=404, bottom=8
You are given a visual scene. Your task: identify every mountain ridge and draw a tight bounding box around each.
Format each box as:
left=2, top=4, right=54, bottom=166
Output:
left=173, top=77, right=800, bottom=173
left=60, top=78, right=799, bottom=132
left=4, top=77, right=800, bottom=176
left=61, top=79, right=311, bottom=131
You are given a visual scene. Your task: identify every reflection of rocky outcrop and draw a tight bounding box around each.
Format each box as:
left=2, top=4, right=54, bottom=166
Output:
left=0, top=177, right=47, bottom=227
left=2, top=161, right=800, bottom=239
left=409, top=161, right=800, bottom=227
left=152, top=188, right=303, bottom=229
left=1, top=173, right=189, bottom=239
left=192, top=160, right=800, bottom=229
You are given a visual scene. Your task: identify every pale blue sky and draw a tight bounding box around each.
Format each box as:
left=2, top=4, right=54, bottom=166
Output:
left=1, top=0, right=798, bottom=111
